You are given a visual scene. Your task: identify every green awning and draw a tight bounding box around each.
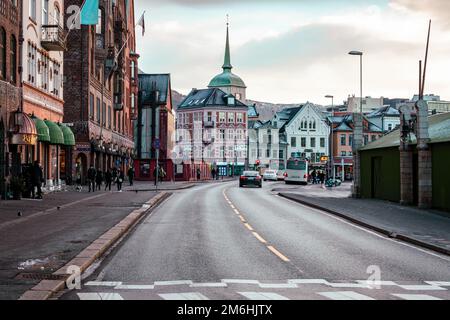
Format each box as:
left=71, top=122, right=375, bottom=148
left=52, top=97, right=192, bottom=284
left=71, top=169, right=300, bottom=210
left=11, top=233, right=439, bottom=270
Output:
left=58, top=123, right=76, bottom=146
left=31, top=115, right=51, bottom=143
left=44, top=120, right=64, bottom=145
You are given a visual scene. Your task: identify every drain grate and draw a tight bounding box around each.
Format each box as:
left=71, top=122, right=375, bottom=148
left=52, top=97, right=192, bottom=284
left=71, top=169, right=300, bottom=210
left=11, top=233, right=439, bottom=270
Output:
left=15, top=273, right=67, bottom=281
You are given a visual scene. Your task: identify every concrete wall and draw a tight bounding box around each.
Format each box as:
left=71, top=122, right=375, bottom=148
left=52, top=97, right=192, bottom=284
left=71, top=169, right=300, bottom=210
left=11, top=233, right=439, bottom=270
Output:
left=360, top=147, right=401, bottom=202
left=432, top=142, right=450, bottom=212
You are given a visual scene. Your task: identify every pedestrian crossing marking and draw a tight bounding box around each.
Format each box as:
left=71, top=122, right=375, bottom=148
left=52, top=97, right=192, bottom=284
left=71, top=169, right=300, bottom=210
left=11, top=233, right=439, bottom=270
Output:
left=85, top=281, right=122, bottom=287
left=77, top=292, right=124, bottom=300
left=190, top=283, right=228, bottom=288
left=397, top=284, right=447, bottom=291
left=318, top=291, right=375, bottom=300
left=392, top=294, right=443, bottom=300
left=238, top=292, right=290, bottom=300
left=154, top=280, right=194, bottom=286
left=115, top=284, right=155, bottom=290
left=159, top=292, right=210, bottom=300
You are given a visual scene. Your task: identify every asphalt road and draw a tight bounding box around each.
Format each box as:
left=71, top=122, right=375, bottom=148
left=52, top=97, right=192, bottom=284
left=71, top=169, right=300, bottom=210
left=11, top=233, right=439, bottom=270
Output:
left=60, top=181, right=450, bottom=300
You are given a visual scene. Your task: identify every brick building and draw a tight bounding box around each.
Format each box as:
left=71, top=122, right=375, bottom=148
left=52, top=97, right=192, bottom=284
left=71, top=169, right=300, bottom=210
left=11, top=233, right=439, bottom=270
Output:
left=64, top=0, right=138, bottom=183
left=0, top=0, right=24, bottom=199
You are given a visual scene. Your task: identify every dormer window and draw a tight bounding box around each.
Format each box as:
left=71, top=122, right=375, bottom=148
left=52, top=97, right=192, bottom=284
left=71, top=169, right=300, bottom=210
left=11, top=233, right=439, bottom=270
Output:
left=227, top=97, right=235, bottom=106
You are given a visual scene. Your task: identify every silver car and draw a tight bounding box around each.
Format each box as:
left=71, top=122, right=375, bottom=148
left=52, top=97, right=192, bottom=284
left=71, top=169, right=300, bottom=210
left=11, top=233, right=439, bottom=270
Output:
left=263, top=170, right=278, bottom=181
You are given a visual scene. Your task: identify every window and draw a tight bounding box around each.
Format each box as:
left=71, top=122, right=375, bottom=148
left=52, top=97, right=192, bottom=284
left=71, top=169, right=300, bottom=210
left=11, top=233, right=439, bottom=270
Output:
left=54, top=6, right=61, bottom=26
left=301, top=137, right=306, bottom=148
left=371, top=135, right=377, bottom=142
left=30, top=0, right=37, bottom=21
left=0, top=28, right=5, bottom=79
left=228, top=112, right=235, bottom=123
left=349, top=135, right=353, bottom=147
left=102, top=102, right=106, bottom=126
left=42, top=0, right=49, bottom=25
left=219, top=112, right=226, bottom=123
left=228, top=129, right=234, bottom=140
left=341, top=151, right=347, bottom=157
left=207, top=112, right=212, bottom=122
left=219, top=129, right=225, bottom=140
left=266, top=149, right=270, bottom=158
left=89, top=93, right=94, bottom=119
left=236, top=113, right=244, bottom=123
left=311, top=138, right=316, bottom=148
left=273, top=150, right=278, bottom=159
left=388, top=124, right=393, bottom=131
left=364, top=135, right=369, bottom=145
left=131, top=93, right=135, bottom=114
left=96, top=8, right=104, bottom=35
left=130, top=61, right=135, bottom=79
left=320, top=138, right=325, bottom=148
left=291, top=137, right=296, bottom=148
left=96, top=97, right=101, bottom=123
left=340, top=134, right=346, bottom=146
left=27, top=43, right=37, bottom=84
left=279, top=150, right=284, bottom=160
left=52, top=62, right=60, bottom=96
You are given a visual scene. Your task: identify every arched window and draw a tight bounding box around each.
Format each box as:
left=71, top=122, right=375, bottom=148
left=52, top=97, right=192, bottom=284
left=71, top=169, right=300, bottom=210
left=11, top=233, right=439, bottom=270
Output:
left=42, top=0, right=49, bottom=25
left=0, top=28, right=6, bottom=79
left=10, top=35, right=17, bottom=83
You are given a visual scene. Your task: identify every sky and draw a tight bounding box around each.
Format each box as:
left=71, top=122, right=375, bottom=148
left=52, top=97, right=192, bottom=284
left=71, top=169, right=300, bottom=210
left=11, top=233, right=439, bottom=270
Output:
left=134, top=0, right=450, bottom=105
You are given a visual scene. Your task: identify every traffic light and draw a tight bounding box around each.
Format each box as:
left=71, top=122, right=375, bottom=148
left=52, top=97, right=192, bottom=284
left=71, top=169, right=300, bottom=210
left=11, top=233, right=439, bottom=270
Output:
left=255, top=160, right=261, bottom=166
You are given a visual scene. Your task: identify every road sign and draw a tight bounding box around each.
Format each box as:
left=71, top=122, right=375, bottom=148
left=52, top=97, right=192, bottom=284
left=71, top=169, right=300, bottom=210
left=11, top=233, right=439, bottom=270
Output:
left=153, top=139, right=161, bottom=149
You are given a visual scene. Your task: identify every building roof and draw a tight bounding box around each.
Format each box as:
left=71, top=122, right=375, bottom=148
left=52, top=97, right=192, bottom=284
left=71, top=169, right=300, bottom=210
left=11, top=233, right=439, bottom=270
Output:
left=178, top=88, right=247, bottom=110
left=361, top=112, right=450, bottom=151
left=208, top=24, right=246, bottom=89
left=138, top=73, right=171, bottom=105
left=248, top=104, right=259, bottom=118
left=367, top=105, right=400, bottom=118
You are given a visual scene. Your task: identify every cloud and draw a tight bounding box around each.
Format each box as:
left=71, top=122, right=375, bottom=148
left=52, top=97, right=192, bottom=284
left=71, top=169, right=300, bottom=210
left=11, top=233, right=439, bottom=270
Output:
left=390, top=0, right=450, bottom=28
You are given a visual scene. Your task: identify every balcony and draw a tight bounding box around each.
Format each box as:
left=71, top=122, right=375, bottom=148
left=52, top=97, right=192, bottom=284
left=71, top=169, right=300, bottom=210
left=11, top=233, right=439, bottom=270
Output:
left=95, top=35, right=108, bottom=61
left=41, top=25, right=66, bottom=51
left=204, top=121, right=215, bottom=128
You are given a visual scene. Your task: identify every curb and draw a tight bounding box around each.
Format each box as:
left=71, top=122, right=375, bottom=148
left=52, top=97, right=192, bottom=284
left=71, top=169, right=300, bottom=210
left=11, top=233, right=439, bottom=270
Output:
left=18, top=192, right=171, bottom=300
left=127, top=184, right=195, bottom=192
left=278, top=193, right=450, bottom=257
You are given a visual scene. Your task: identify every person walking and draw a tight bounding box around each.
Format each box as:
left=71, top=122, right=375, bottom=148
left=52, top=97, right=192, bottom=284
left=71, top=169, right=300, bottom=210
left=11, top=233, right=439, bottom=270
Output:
left=117, top=169, right=124, bottom=192
left=96, top=170, right=104, bottom=191
left=196, top=168, right=201, bottom=181
left=127, top=166, right=135, bottom=186
left=159, top=166, right=166, bottom=183
left=104, top=169, right=112, bottom=191
left=31, top=161, right=43, bottom=199
left=87, top=165, right=97, bottom=193
left=211, top=168, right=216, bottom=180
left=311, top=170, right=317, bottom=184
left=112, top=167, right=118, bottom=186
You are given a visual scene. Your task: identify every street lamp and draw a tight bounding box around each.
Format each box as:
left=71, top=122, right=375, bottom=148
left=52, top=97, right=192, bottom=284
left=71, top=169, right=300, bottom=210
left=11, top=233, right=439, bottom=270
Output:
left=348, top=50, right=364, bottom=198
left=325, top=95, right=335, bottom=183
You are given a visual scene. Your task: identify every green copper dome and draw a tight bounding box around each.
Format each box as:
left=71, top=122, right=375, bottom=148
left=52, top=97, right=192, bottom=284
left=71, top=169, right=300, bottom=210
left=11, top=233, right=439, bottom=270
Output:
left=208, top=23, right=246, bottom=89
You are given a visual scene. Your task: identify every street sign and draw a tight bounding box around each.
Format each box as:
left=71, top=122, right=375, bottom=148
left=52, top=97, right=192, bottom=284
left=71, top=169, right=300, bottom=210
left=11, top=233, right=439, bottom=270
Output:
left=153, top=139, right=161, bottom=149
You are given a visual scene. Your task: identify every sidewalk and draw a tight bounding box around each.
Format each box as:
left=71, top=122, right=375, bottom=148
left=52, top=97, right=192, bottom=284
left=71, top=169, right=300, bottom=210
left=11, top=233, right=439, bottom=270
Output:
left=278, top=183, right=450, bottom=256
left=0, top=188, right=164, bottom=300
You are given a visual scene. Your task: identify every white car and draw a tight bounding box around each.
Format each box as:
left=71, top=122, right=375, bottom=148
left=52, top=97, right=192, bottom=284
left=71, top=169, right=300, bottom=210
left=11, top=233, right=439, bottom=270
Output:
left=263, top=170, right=278, bottom=181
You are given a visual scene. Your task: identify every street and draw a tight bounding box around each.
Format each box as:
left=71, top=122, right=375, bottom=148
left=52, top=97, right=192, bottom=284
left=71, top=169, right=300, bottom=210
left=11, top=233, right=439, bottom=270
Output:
left=59, top=181, right=450, bottom=300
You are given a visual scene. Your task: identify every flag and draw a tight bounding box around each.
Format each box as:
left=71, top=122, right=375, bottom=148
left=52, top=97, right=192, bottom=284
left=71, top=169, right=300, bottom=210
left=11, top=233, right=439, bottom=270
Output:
left=80, top=0, right=99, bottom=25
left=137, top=12, right=146, bottom=36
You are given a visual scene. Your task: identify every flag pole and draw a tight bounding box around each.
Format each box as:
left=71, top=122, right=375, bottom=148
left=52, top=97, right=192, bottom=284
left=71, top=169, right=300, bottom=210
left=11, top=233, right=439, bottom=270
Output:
left=114, top=11, right=146, bottom=63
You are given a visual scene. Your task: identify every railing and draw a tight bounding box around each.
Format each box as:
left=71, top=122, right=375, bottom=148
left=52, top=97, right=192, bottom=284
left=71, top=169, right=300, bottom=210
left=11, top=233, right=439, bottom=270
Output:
left=41, top=25, right=66, bottom=51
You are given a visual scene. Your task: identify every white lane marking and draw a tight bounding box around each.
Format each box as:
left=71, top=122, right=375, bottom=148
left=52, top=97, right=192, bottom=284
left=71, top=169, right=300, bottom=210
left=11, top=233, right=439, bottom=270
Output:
left=239, top=292, right=290, bottom=300
left=357, top=280, right=398, bottom=287
left=393, top=294, right=443, bottom=300
left=397, top=285, right=447, bottom=291
left=318, top=291, right=375, bottom=300
left=222, top=279, right=261, bottom=285
left=77, top=292, right=124, bottom=300
left=277, top=195, right=450, bottom=262
left=244, top=223, right=254, bottom=231
left=159, top=292, right=210, bottom=300
left=258, top=283, right=298, bottom=289
left=190, top=283, right=228, bottom=288
left=115, top=285, right=155, bottom=290
left=288, top=279, right=329, bottom=285
left=85, top=281, right=122, bottom=287
left=154, top=280, right=194, bottom=286
left=328, top=282, right=371, bottom=289
left=234, top=209, right=240, bottom=215
left=425, top=281, right=450, bottom=287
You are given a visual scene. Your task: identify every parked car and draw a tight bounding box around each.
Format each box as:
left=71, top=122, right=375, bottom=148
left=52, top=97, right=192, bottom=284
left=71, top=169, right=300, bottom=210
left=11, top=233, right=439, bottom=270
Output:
left=240, top=171, right=263, bottom=188
left=277, top=170, right=286, bottom=181
left=263, top=170, right=278, bottom=181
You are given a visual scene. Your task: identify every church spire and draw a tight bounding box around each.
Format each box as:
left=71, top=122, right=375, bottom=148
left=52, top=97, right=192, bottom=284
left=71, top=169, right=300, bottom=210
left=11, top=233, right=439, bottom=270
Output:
left=222, top=14, right=232, bottom=72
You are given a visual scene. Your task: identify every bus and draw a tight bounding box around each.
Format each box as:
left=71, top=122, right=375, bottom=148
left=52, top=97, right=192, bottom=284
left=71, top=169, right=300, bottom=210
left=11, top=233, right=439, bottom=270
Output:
left=285, top=158, right=309, bottom=185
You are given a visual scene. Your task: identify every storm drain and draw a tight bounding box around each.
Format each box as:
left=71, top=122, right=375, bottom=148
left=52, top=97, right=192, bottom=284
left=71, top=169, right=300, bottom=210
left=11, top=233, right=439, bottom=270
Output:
left=15, top=273, right=67, bottom=281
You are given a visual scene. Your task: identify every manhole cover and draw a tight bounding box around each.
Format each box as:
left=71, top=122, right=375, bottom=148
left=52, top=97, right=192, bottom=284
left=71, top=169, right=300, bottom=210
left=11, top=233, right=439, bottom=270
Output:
left=15, top=273, right=67, bottom=281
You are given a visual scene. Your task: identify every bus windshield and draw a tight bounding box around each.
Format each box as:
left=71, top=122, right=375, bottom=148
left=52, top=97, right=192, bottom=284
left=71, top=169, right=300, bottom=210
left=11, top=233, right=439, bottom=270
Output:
left=287, top=160, right=307, bottom=171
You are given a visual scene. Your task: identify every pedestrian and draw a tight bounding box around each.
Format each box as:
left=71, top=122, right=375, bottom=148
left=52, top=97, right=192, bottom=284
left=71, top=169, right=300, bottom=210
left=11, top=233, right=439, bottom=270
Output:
left=127, top=166, right=135, bottom=186
left=319, top=171, right=326, bottom=186
left=87, top=165, right=97, bottom=192
left=311, top=170, right=317, bottom=184
left=117, top=169, right=124, bottom=192
left=96, top=170, right=104, bottom=191
left=31, top=161, right=43, bottom=199
left=211, top=168, right=216, bottom=180
left=112, top=167, right=118, bottom=185
left=159, top=167, right=166, bottom=182
left=197, top=168, right=201, bottom=181
left=104, top=169, right=112, bottom=191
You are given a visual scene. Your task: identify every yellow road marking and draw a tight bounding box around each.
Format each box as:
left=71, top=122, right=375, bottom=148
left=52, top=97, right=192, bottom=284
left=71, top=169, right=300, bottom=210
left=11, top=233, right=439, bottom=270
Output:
left=252, top=232, right=268, bottom=244
left=244, top=223, right=254, bottom=231
left=267, top=246, right=290, bottom=262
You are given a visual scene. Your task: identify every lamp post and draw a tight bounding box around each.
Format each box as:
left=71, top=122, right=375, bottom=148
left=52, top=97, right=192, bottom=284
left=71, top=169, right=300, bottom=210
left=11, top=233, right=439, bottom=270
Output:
left=348, top=50, right=363, bottom=198
left=325, top=95, right=335, bottom=183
